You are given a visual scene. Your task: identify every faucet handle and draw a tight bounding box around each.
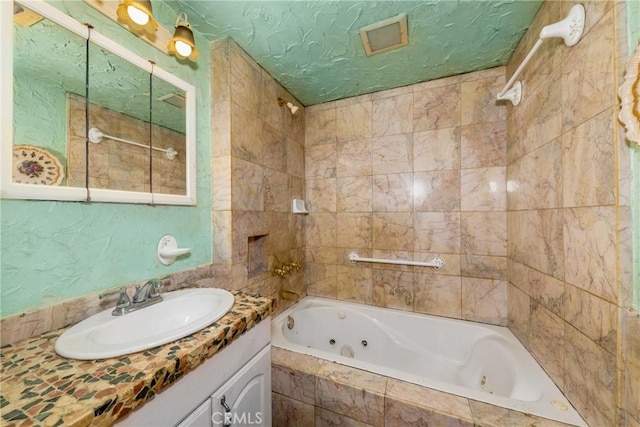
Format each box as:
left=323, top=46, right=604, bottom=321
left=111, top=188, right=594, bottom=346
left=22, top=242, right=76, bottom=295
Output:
left=148, top=279, right=163, bottom=298
left=100, top=287, right=131, bottom=315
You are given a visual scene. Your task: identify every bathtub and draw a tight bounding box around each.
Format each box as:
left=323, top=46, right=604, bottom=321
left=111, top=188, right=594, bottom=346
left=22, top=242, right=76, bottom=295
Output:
left=272, top=297, right=586, bottom=426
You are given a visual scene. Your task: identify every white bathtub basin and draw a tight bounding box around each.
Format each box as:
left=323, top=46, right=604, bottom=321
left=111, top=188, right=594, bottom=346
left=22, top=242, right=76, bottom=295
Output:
left=55, top=288, right=234, bottom=360
left=272, top=297, right=587, bottom=426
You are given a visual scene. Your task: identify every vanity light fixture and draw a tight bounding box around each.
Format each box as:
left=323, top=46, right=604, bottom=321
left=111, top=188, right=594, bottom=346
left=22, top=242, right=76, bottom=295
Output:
left=278, top=97, right=299, bottom=115
left=168, top=13, right=199, bottom=62
left=116, top=0, right=158, bottom=36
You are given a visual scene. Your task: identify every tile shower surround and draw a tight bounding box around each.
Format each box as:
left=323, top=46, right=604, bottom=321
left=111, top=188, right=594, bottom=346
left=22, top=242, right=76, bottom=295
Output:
left=504, top=2, right=637, bottom=427
left=304, top=66, right=509, bottom=327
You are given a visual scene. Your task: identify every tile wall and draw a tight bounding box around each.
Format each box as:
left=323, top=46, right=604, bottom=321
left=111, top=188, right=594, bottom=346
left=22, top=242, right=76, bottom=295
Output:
left=505, top=1, right=637, bottom=426
left=67, top=95, right=187, bottom=194
left=304, top=67, right=509, bottom=326
left=210, top=38, right=306, bottom=312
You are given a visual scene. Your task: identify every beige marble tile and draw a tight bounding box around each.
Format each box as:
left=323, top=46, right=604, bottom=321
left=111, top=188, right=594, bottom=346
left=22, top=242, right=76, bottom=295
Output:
left=264, top=168, right=290, bottom=213
left=336, top=213, right=372, bottom=249
left=468, top=399, right=575, bottom=427
left=530, top=301, right=564, bottom=389
left=459, top=66, right=505, bottom=83
left=337, top=139, right=372, bottom=177
left=507, top=283, right=531, bottom=349
left=372, top=93, right=413, bottom=137
left=306, top=107, right=337, bottom=147
left=460, top=121, right=506, bottom=169
left=563, top=206, right=617, bottom=303
left=371, top=134, right=413, bottom=175
left=230, top=45, right=262, bottom=115
left=212, top=210, right=232, bottom=264
left=306, top=213, right=337, bottom=248
left=561, top=10, right=616, bottom=132
left=272, top=349, right=322, bottom=404
left=211, top=156, right=232, bottom=211
left=507, top=259, right=530, bottom=294
left=336, top=265, right=373, bottom=305
left=263, top=123, right=287, bottom=172
left=414, top=127, right=460, bottom=172
left=507, top=69, right=562, bottom=163
left=231, top=158, right=264, bottom=211
left=306, top=178, right=337, bottom=213
left=414, top=84, right=461, bottom=131
left=315, top=363, right=386, bottom=426
left=564, top=284, right=617, bottom=355
left=414, top=170, right=461, bottom=212
left=337, top=176, right=373, bottom=213
left=336, top=102, right=372, bottom=143
left=315, top=407, right=374, bottom=427
left=528, top=268, right=563, bottom=318
left=461, top=255, right=507, bottom=281
left=272, top=392, right=315, bottom=427
left=460, top=75, right=506, bottom=126
left=372, top=213, right=414, bottom=252
left=385, top=379, right=473, bottom=425
left=460, top=167, right=506, bottom=212
left=336, top=93, right=373, bottom=108
left=562, top=108, right=616, bottom=207
left=372, top=269, right=414, bottom=311
left=564, top=324, right=617, bottom=427
left=411, top=74, right=462, bottom=92
left=306, top=144, right=337, bottom=179
left=370, top=84, right=413, bottom=100
left=507, top=138, right=562, bottom=211
left=414, top=274, right=462, bottom=319
left=461, top=212, right=506, bottom=256
left=306, top=246, right=338, bottom=264
left=507, top=209, right=564, bottom=280
left=306, top=262, right=337, bottom=299
left=413, top=212, right=461, bottom=253
left=372, top=173, right=413, bottom=212
left=287, top=138, right=305, bottom=178
left=461, top=278, right=507, bottom=326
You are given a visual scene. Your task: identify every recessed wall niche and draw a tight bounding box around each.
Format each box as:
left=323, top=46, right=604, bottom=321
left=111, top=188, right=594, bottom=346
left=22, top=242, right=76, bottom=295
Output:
left=247, top=234, right=268, bottom=278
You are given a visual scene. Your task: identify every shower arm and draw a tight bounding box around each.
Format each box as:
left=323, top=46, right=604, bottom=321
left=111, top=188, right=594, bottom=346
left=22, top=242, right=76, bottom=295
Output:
left=496, top=4, right=585, bottom=106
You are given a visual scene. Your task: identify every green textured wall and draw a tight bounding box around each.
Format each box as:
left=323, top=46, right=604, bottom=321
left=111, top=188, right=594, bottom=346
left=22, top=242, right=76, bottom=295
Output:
left=1, top=0, right=212, bottom=317
left=629, top=0, right=640, bottom=309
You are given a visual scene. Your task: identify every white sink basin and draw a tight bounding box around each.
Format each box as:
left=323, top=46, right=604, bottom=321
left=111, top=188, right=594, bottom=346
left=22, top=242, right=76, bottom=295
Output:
left=55, top=288, right=235, bottom=360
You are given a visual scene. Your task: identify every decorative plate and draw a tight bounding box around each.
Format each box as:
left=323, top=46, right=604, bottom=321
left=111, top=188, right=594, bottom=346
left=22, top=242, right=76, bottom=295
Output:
left=13, top=145, right=64, bottom=186
left=619, top=42, right=640, bottom=145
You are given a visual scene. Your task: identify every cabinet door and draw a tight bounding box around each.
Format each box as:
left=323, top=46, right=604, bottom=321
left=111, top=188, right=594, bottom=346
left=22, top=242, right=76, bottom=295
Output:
left=176, top=398, right=211, bottom=427
left=211, top=346, right=271, bottom=427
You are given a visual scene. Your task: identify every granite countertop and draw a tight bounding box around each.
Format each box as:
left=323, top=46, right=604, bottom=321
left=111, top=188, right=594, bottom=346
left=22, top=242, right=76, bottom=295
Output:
left=0, top=291, right=274, bottom=427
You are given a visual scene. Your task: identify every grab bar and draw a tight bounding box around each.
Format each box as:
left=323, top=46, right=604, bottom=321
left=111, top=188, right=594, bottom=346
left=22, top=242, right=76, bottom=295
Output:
left=348, top=252, right=445, bottom=269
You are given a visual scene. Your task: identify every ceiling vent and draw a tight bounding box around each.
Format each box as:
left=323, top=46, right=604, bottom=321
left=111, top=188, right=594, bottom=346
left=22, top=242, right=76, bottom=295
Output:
left=360, top=13, right=408, bottom=57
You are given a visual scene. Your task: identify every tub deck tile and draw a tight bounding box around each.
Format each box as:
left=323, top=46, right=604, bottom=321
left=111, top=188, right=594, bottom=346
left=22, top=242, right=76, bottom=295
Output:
left=468, top=400, right=576, bottom=427
left=315, top=406, right=375, bottom=427
left=385, top=379, right=474, bottom=423
left=384, top=397, right=474, bottom=427
left=272, top=392, right=315, bottom=426
left=316, top=363, right=387, bottom=427
left=272, top=348, right=325, bottom=404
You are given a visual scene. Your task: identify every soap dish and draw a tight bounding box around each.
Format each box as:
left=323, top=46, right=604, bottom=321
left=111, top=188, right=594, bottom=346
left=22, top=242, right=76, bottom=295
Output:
left=292, top=199, right=309, bottom=214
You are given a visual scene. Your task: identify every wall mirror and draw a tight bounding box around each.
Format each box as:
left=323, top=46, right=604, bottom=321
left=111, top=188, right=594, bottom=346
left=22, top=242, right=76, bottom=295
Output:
left=1, top=0, right=196, bottom=205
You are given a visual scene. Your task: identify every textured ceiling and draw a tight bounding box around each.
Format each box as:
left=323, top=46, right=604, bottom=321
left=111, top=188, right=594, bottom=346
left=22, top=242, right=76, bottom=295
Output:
left=168, top=0, right=542, bottom=105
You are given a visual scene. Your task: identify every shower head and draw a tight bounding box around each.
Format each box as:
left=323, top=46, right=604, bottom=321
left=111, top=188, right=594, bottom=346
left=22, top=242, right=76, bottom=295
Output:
left=278, top=97, right=299, bottom=115
left=539, top=4, right=585, bottom=46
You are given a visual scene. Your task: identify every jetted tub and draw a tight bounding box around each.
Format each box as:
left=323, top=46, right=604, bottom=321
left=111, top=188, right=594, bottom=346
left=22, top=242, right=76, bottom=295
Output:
left=272, top=297, right=586, bottom=426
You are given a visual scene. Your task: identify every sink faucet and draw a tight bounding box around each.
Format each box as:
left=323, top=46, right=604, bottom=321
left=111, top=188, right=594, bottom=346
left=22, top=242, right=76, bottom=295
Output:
left=100, top=279, right=163, bottom=316
left=133, top=279, right=162, bottom=303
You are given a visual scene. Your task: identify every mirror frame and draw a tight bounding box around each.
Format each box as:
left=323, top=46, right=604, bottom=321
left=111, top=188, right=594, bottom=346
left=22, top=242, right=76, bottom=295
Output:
left=1, top=0, right=197, bottom=205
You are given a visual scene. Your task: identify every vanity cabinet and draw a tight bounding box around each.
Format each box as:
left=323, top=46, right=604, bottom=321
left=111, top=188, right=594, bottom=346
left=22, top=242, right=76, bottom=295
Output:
left=179, top=346, right=271, bottom=427
left=116, top=319, right=271, bottom=427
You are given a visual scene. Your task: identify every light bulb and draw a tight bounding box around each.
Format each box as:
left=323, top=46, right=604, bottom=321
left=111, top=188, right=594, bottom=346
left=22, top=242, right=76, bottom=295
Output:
left=127, top=5, right=149, bottom=25
left=174, top=40, right=193, bottom=58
